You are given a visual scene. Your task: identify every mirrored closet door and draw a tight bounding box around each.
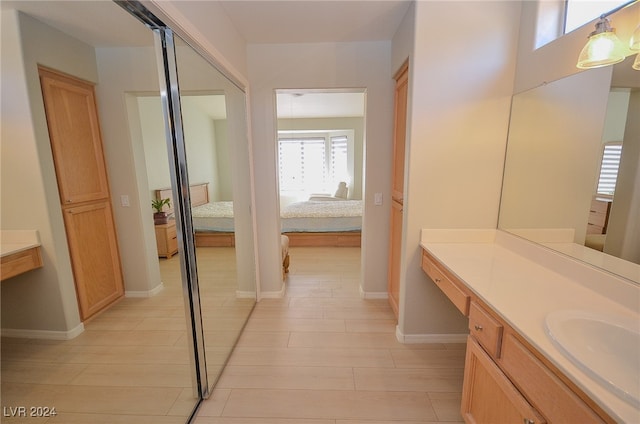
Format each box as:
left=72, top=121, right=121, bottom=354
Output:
left=1, top=0, right=256, bottom=421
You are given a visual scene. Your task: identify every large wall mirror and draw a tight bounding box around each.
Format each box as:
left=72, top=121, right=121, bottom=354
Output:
left=1, top=0, right=256, bottom=421
left=499, top=55, right=640, bottom=283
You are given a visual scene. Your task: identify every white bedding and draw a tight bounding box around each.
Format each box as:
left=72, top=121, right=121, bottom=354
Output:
left=280, top=200, right=362, bottom=232
left=190, top=199, right=363, bottom=233
left=191, top=201, right=234, bottom=232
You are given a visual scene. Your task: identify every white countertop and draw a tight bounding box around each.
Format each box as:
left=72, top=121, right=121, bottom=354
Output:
left=420, top=229, right=640, bottom=423
left=1, top=230, right=41, bottom=257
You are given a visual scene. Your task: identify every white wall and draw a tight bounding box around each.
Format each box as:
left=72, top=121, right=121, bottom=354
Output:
left=396, top=1, right=521, bottom=339
left=247, top=41, right=394, bottom=296
left=95, top=46, right=164, bottom=295
left=0, top=11, right=96, bottom=334
left=606, top=91, right=640, bottom=263
left=138, top=96, right=227, bottom=201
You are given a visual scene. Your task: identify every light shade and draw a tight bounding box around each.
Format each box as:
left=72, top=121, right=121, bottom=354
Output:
left=576, top=17, right=627, bottom=69
left=630, top=25, right=640, bottom=51
left=633, top=54, right=640, bottom=71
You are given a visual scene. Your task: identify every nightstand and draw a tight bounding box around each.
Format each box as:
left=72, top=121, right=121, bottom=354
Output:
left=155, top=220, right=178, bottom=258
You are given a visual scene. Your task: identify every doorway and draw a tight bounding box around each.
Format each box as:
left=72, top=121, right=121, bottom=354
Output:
left=275, top=89, right=366, bottom=281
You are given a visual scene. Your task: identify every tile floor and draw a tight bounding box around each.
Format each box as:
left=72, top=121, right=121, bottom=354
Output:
left=1, top=247, right=252, bottom=424
left=2, top=246, right=465, bottom=424
left=192, top=246, right=466, bottom=423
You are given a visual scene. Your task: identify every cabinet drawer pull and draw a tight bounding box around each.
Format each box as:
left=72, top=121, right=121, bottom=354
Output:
left=474, top=324, right=483, bottom=331
left=524, top=419, right=535, bottom=424
left=435, top=278, right=442, bottom=283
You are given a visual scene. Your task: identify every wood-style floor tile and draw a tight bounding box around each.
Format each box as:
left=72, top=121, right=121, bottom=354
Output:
left=194, top=246, right=465, bottom=423
left=219, top=388, right=438, bottom=421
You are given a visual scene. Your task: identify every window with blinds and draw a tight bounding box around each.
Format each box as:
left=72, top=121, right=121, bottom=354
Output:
left=596, top=142, right=623, bottom=196
left=278, top=131, right=352, bottom=193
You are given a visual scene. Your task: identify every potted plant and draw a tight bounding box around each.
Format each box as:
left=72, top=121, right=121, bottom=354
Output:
left=152, top=198, right=171, bottom=225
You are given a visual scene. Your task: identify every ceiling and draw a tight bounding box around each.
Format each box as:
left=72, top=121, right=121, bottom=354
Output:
left=277, top=91, right=365, bottom=118
left=218, top=0, right=411, bottom=44
left=0, top=0, right=154, bottom=47
left=0, top=0, right=411, bottom=47
left=1, top=0, right=406, bottom=118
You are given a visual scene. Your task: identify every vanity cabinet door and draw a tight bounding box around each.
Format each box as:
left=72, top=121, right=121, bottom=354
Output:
left=499, top=333, right=607, bottom=424
left=462, top=337, right=545, bottom=424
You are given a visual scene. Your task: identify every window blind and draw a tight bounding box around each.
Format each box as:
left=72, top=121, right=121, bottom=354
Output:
left=596, top=143, right=623, bottom=195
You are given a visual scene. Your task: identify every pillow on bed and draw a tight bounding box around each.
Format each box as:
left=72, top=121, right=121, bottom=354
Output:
left=334, top=182, right=348, bottom=199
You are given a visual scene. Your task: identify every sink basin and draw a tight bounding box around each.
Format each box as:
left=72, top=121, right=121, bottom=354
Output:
left=545, top=310, right=640, bottom=408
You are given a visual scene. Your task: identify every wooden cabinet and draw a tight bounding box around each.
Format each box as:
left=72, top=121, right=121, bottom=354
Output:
left=420, top=249, right=613, bottom=424
left=499, top=333, right=606, bottom=423
left=422, top=250, right=470, bottom=315
left=63, top=201, right=124, bottom=319
left=39, top=66, right=124, bottom=320
left=155, top=221, right=178, bottom=258
left=462, top=336, right=546, bottom=424
left=587, top=197, right=612, bottom=235
left=388, top=61, right=409, bottom=318
left=468, top=301, right=503, bottom=358
left=1, top=247, right=43, bottom=281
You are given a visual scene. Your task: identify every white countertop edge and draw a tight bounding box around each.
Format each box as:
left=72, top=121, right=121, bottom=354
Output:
left=420, top=229, right=640, bottom=423
left=420, top=228, right=498, bottom=243
left=1, top=230, right=41, bottom=257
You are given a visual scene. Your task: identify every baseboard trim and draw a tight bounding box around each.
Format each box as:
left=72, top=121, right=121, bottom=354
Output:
left=236, top=290, right=256, bottom=299
left=360, top=288, right=388, bottom=299
left=259, top=283, right=286, bottom=299
left=125, top=282, right=164, bottom=298
left=2, top=323, right=85, bottom=340
left=395, top=326, right=468, bottom=344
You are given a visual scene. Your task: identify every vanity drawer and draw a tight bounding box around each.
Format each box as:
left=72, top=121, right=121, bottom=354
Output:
left=469, top=301, right=503, bottom=358
left=499, top=332, right=606, bottom=424
left=421, top=251, right=470, bottom=316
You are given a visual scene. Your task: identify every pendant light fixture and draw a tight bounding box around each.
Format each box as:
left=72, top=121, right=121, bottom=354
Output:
left=576, top=16, right=628, bottom=69
left=630, top=24, right=640, bottom=70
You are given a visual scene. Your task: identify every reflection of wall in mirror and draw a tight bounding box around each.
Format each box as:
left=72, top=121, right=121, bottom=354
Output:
left=499, top=68, right=612, bottom=244
left=605, top=90, right=640, bottom=264
left=137, top=95, right=232, bottom=203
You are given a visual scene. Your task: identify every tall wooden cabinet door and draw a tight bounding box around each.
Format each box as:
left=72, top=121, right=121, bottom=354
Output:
left=63, top=201, right=124, bottom=320
left=461, top=337, right=546, bottom=424
left=388, top=199, right=403, bottom=316
left=39, top=66, right=124, bottom=320
left=391, top=62, right=408, bottom=203
left=388, top=61, right=408, bottom=317
left=39, top=67, right=110, bottom=205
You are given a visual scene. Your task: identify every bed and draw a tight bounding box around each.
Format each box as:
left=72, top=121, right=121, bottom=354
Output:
left=280, top=199, right=362, bottom=247
left=155, top=183, right=236, bottom=247
left=155, top=183, right=362, bottom=247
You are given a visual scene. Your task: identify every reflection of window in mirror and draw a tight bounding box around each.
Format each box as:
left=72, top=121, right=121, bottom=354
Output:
left=596, top=141, right=623, bottom=196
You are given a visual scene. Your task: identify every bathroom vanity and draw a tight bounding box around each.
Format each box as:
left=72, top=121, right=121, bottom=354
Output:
left=420, top=229, right=639, bottom=424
